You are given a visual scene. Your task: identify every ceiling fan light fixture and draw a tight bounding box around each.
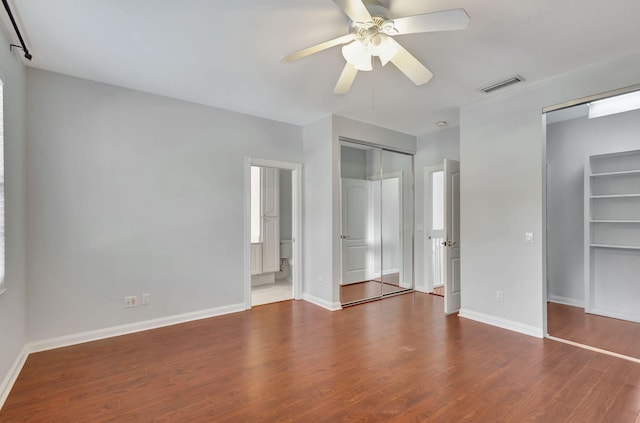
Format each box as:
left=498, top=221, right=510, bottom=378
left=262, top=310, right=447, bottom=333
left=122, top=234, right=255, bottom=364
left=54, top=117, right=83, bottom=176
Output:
left=342, top=41, right=372, bottom=71
left=368, top=33, right=398, bottom=66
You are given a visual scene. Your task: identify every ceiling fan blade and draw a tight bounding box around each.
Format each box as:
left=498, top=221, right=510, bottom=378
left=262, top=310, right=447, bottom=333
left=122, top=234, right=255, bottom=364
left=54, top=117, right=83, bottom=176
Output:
left=282, top=34, right=356, bottom=63
left=334, top=63, right=358, bottom=94
left=388, top=38, right=433, bottom=86
left=390, top=8, right=469, bottom=35
left=332, top=0, right=372, bottom=23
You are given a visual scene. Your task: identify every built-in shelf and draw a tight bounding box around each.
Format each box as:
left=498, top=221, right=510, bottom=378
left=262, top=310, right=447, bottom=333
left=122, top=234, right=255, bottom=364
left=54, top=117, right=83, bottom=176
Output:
left=590, top=169, right=640, bottom=177
left=590, top=243, right=640, bottom=250
left=585, top=149, right=640, bottom=323
left=590, top=220, right=640, bottom=223
left=590, top=193, right=640, bottom=199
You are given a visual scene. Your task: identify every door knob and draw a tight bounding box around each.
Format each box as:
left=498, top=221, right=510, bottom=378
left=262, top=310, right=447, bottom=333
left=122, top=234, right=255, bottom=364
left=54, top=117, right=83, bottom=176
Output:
left=340, top=235, right=348, bottom=239
left=442, top=240, right=457, bottom=247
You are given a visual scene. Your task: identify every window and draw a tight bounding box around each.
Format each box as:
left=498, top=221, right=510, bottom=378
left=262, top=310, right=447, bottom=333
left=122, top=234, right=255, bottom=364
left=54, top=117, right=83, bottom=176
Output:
left=0, top=81, right=5, bottom=295
left=250, top=166, right=261, bottom=243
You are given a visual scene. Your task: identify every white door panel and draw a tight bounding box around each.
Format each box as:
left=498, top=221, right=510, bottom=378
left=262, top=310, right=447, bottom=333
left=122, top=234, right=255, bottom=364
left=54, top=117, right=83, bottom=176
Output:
left=342, top=178, right=370, bottom=284
left=444, top=159, right=461, bottom=314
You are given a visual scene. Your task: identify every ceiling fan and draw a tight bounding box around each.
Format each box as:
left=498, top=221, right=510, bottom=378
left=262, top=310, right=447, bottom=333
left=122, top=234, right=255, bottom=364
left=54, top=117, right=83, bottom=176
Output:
left=282, top=0, right=469, bottom=94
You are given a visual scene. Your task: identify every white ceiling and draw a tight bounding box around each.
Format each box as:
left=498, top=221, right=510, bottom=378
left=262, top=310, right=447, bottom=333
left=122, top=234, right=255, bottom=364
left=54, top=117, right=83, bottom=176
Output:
left=9, top=0, right=640, bottom=135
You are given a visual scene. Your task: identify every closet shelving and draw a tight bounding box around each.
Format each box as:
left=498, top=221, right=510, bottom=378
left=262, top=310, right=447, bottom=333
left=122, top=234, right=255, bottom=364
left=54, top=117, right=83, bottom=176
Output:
left=584, top=149, right=640, bottom=323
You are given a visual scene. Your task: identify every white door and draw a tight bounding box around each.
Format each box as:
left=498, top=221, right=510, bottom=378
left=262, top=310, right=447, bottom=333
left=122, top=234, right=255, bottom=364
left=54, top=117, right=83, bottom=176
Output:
left=444, top=159, right=461, bottom=314
left=341, top=178, right=370, bottom=284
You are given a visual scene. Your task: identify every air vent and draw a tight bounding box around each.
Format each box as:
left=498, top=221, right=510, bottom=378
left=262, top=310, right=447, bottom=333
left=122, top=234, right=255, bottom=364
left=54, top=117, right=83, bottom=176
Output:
left=481, top=75, right=524, bottom=93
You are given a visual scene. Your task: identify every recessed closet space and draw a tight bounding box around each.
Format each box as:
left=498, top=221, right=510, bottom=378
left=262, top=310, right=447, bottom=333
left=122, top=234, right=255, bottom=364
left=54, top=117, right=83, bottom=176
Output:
left=545, top=89, right=640, bottom=358
left=339, top=140, right=414, bottom=306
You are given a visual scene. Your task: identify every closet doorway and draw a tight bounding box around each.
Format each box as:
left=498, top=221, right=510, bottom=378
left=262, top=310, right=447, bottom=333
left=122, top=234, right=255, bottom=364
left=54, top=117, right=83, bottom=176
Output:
left=543, top=86, right=640, bottom=359
left=339, top=140, right=414, bottom=306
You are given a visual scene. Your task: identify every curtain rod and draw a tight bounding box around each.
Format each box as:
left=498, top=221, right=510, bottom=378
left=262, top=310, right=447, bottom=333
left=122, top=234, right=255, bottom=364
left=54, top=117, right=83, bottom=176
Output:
left=2, top=0, right=32, bottom=60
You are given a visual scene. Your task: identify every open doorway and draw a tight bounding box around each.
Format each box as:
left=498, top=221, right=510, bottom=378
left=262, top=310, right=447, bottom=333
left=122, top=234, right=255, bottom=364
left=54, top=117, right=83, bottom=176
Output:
left=543, top=86, right=640, bottom=359
left=424, top=160, right=461, bottom=314
left=244, top=158, right=302, bottom=309
left=425, top=166, right=445, bottom=297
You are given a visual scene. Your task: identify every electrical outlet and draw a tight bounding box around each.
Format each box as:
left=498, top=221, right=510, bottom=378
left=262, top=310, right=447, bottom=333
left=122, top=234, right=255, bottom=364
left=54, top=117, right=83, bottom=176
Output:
left=124, top=295, right=137, bottom=308
left=525, top=232, right=534, bottom=243
left=496, top=290, right=504, bottom=302
left=142, top=293, right=150, bottom=305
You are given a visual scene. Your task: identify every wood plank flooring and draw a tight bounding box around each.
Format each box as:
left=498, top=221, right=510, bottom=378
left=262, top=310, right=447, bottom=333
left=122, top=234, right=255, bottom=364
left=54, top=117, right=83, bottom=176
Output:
left=548, top=302, right=640, bottom=359
left=2, top=293, right=640, bottom=422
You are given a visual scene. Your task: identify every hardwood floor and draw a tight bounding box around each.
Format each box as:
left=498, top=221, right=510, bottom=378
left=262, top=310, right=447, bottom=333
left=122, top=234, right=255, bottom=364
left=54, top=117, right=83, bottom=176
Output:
left=548, top=302, right=640, bottom=359
left=2, top=293, right=639, bottom=422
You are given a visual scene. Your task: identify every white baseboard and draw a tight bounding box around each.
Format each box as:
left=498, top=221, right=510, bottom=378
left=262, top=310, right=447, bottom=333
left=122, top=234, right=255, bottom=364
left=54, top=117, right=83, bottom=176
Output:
left=302, top=293, right=341, bottom=311
left=0, top=345, right=29, bottom=410
left=414, top=285, right=430, bottom=294
left=548, top=295, right=584, bottom=308
left=590, top=307, right=640, bottom=324
left=27, top=303, right=246, bottom=353
left=459, top=308, right=544, bottom=339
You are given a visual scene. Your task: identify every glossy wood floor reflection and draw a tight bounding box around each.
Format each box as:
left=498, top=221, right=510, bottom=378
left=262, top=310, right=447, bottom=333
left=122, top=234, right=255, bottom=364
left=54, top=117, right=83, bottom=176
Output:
left=2, top=294, right=640, bottom=422
left=548, top=301, right=640, bottom=359
left=340, top=280, right=409, bottom=304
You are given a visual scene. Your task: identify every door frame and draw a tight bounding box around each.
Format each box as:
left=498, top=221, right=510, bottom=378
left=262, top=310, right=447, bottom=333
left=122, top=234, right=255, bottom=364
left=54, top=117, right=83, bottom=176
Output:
left=243, top=157, right=303, bottom=310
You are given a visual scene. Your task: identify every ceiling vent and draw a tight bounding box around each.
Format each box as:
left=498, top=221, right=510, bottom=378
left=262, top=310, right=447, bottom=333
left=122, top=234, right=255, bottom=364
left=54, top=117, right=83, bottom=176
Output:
left=481, top=75, right=524, bottom=93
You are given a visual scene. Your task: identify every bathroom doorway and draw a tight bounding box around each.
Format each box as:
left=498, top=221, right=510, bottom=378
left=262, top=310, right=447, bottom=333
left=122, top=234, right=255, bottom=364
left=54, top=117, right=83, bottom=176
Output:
left=244, top=158, right=302, bottom=309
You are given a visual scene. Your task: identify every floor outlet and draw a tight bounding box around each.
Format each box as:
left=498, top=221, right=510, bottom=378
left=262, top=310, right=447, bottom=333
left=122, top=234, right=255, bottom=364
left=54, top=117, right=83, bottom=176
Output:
left=124, top=295, right=138, bottom=308
left=142, top=293, right=150, bottom=305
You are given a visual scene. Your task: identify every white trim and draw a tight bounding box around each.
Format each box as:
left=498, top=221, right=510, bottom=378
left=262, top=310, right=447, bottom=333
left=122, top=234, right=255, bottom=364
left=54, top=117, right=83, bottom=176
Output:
left=414, top=285, right=430, bottom=294
left=27, top=303, right=245, bottom=353
left=548, top=295, right=584, bottom=308
left=590, top=307, right=640, bottom=324
left=459, top=308, right=544, bottom=339
left=302, top=293, right=342, bottom=311
left=0, top=345, right=29, bottom=410
left=546, top=335, right=640, bottom=364
left=245, top=158, right=303, bottom=308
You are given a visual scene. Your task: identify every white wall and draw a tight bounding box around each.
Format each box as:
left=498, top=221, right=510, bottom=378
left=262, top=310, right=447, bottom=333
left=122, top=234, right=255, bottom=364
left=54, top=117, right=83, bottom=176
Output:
left=414, top=127, right=460, bottom=291
left=459, top=52, right=640, bottom=337
left=25, top=69, right=303, bottom=341
left=0, top=27, right=27, bottom=398
left=546, top=109, right=640, bottom=305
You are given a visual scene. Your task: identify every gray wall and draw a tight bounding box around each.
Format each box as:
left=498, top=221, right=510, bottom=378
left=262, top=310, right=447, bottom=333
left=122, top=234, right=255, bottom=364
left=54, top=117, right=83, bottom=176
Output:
left=25, top=69, right=303, bottom=341
left=414, top=127, right=460, bottom=291
left=0, top=27, right=27, bottom=396
left=302, top=116, right=334, bottom=305
left=460, top=51, right=640, bottom=337
left=546, top=109, right=640, bottom=305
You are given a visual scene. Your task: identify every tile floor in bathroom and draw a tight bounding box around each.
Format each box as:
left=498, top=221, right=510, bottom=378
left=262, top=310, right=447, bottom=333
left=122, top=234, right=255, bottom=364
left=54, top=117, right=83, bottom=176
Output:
left=251, top=280, right=293, bottom=306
